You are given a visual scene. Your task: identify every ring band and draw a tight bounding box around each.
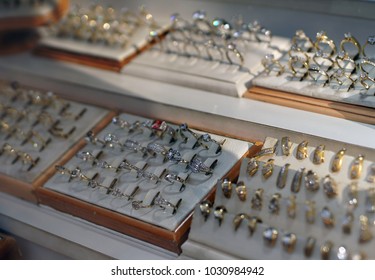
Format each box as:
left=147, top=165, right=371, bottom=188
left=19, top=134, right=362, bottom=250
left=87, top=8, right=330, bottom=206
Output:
left=314, top=31, right=336, bottom=57
left=361, top=35, right=375, bottom=58
left=339, top=32, right=361, bottom=60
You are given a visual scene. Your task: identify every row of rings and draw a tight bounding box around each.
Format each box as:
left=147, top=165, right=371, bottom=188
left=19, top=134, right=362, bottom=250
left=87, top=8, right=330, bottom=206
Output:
left=106, top=117, right=225, bottom=153
left=55, top=165, right=181, bottom=214
left=199, top=202, right=363, bottom=258
left=50, top=6, right=158, bottom=47
left=158, top=35, right=245, bottom=67
left=0, top=142, right=40, bottom=170
left=257, top=136, right=367, bottom=178
left=292, top=30, right=375, bottom=60
left=170, top=11, right=272, bottom=46
left=75, top=150, right=189, bottom=191
left=76, top=146, right=216, bottom=177
left=1, top=83, right=86, bottom=121
left=0, top=119, right=52, bottom=151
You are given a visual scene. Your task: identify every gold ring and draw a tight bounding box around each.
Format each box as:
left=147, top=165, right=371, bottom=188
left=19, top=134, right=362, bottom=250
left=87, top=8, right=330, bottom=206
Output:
left=282, top=232, right=297, bottom=253
left=263, top=227, right=278, bottom=247
left=248, top=216, right=262, bottom=236
left=342, top=212, right=354, bottom=234
left=308, top=66, right=330, bottom=86
left=276, top=163, right=290, bottom=189
left=247, top=158, right=259, bottom=177
left=291, top=30, right=314, bottom=52
left=322, top=175, right=338, bottom=198
left=296, top=140, right=308, bottom=160
left=199, top=200, right=212, bottom=221
left=365, top=187, right=375, bottom=213
left=221, top=178, right=232, bottom=199
left=225, top=43, right=244, bottom=67
left=233, top=213, right=250, bottom=231
left=339, top=32, right=361, bottom=60
left=251, top=188, right=264, bottom=210
left=313, top=144, right=325, bottom=164
left=320, top=240, right=333, bottom=260
left=268, top=193, right=282, bottom=214
left=235, top=181, right=247, bottom=201
left=288, top=55, right=309, bottom=79
left=350, top=154, right=365, bottom=180
left=287, top=195, right=297, bottom=219
left=291, top=167, right=305, bottom=193
left=312, top=50, right=334, bottom=70
left=314, top=31, right=336, bottom=57
left=214, top=205, right=227, bottom=226
left=320, top=206, right=335, bottom=228
left=304, top=236, right=316, bottom=258
left=305, top=170, right=319, bottom=192
left=331, top=148, right=346, bottom=172
left=281, top=136, right=292, bottom=156
left=361, top=35, right=375, bottom=58
left=261, top=54, right=285, bottom=76
left=359, top=215, right=373, bottom=243
left=335, top=51, right=356, bottom=74
left=262, top=159, right=274, bottom=179
left=305, top=200, right=316, bottom=224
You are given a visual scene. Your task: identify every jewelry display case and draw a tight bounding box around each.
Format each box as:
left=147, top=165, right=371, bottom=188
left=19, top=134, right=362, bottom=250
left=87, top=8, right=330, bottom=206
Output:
left=0, top=0, right=374, bottom=260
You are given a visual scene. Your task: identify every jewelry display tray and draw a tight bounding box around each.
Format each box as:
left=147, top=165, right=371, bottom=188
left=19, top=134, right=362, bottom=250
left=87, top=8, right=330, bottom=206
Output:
left=35, top=22, right=170, bottom=72
left=246, top=53, right=375, bottom=125
left=0, top=0, right=68, bottom=31
left=36, top=112, right=255, bottom=253
left=122, top=36, right=290, bottom=98
left=0, top=84, right=110, bottom=203
left=182, top=136, right=375, bottom=259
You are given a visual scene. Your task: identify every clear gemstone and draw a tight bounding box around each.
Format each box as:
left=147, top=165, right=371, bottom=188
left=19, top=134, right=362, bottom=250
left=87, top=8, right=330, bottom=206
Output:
left=316, top=31, right=325, bottom=38
left=192, top=10, right=206, bottom=20
left=104, top=133, right=117, bottom=143
left=167, top=148, right=181, bottom=162
left=112, top=116, right=120, bottom=125
left=124, top=139, right=139, bottom=150
left=96, top=160, right=109, bottom=168
left=337, top=50, right=345, bottom=58
left=227, top=43, right=235, bottom=50
left=296, top=30, right=304, bottom=37
left=189, top=157, right=210, bottom=173
left=88, top=180, right=98, bottom=188
left=201, top=134, right=211, bottom=142
left=180, top=123, right=188, bottom=130
left=367, top=35, right=375, bottom=45
left=264, top=53, right=274, bottom=61
left=70, top=168, right=81, bottom=179
left=147, top=143, right=166, bottom=154
left=344, top=32, right=351, bottom=38
left=315, top=50, right=323, bottom=57
left=76, top=151, right=92, bottom=161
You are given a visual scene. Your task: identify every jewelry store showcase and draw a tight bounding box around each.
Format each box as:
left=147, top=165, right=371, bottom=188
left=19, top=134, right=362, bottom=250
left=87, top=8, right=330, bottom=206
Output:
left=0, top=0, right=374, bottom=260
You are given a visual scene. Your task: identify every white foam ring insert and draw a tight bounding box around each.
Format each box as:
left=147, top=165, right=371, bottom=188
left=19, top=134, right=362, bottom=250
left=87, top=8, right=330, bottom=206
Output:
left=122, top=36, right=291, bottom=97
left=38, top=22, right=170, bottom=62
left=0, top=84, right=109, bottom=183
left=252, top=52, right=375, bottom=108
left=184, top=136, right=375, bottom=259
left=43, top=112, right=251, bottom=231
left=0, top=1, right=57, bottom=19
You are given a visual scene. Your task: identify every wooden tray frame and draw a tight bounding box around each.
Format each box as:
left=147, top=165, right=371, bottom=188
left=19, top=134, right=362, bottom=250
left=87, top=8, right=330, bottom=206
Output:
left=34, top=33, right=168, bottom=72
left=0, top=0, right=69, bottom=31
left=35, top=123, right=262, bottom=254
left=245, top=86, right=375, bottom=125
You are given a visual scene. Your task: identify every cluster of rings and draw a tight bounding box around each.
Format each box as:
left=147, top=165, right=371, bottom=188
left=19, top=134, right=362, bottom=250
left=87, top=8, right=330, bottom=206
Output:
left=156, top=11, right=272, bottom=68
left=262, top=31, right=375, bottom=92
left=0, top=143, right=40, bottom=170
left=49, top=5, right=160, bottom=48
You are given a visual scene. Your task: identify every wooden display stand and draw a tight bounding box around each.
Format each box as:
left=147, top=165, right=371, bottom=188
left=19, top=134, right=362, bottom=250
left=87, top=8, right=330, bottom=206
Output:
left=35, top=122, right=262, bottom=254
left=0, top=233, right=22, bottom=260
left=245, top=86, right=375, bottom=125
left=0, top=0, right=69, bottom=31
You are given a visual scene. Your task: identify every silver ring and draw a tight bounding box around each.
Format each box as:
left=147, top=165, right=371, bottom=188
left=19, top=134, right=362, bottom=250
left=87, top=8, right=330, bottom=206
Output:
left=225, top=42, right=244, bottom=67
left=187, top=156, right=215, bottom=175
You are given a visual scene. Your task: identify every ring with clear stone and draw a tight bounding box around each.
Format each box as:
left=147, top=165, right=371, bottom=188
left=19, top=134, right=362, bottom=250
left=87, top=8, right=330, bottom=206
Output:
left=339, top=32, right=361, bottom=60
left=85, top=131, right=106, bottom=146
left=308, top=66, right=330, bottom=86
left=261, top=53, right=285, bottom=76
left=335, top=51, right=357, bottom=74
left=225, top=42, right=244, bottom=67
left=361, top=35, right=375, bottom=58
left=132, top=192, right=181, bottom=215
left=123, top=139, right=147, bottom=156
left=75, top=151, right=112, bottom=169
left=55, top=165, right=101, bottom=188
left=103, top=133, right=123, bottom=150
left=314, top=31, right=336, bottom=58
left=312, top=50, right=334, bottom=71
left=291, top=30, right=314, bottom=52
left=329, top=69, right=356, bottom=90
left=197, top=133, right=226, bottom=153
left=164, top=172, right=188, bottom=191
left=187, top=156, right=216, bottom=175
